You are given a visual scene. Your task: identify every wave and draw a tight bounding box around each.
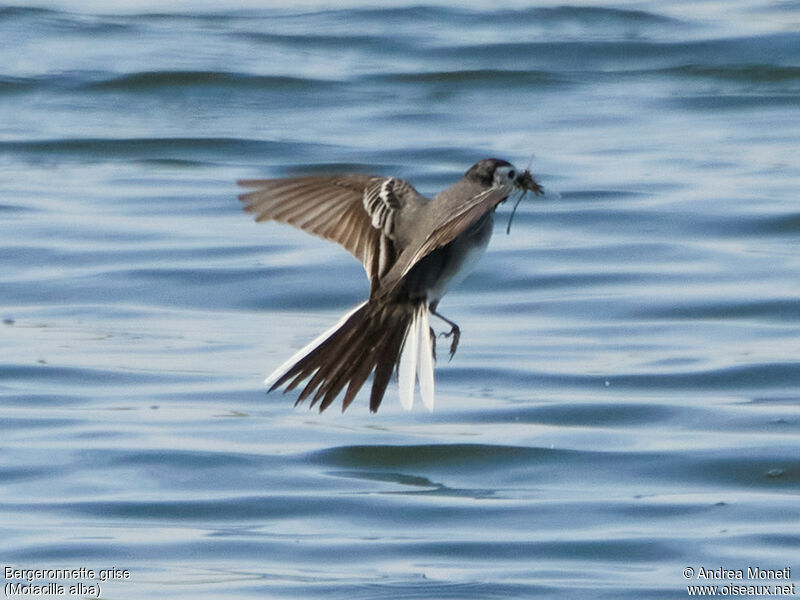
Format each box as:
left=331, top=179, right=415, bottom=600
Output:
left=667, top=64, right=800, bottom=82
left=87, top=70, right=339, bottom=91
left=366, top=68, right=567, bottom=88
left=0, top=136, right=325, bottom=163
left=432, top=32, right=800, bottom=65
left=0, top=6, right=57, bottom=20
left=300, top=4, right=680, bottom=26
left=0, top=75, right=40, bottom=94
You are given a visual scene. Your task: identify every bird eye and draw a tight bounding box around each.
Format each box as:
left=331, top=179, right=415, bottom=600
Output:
left=507, top=170, right=516, bottom=179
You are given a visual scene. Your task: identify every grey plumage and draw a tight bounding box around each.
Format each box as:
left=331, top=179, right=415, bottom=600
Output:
left=238, top=158, right=541, bottom=412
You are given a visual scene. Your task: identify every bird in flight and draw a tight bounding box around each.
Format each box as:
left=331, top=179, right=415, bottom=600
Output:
left=238, top=158, right=543, bottom=413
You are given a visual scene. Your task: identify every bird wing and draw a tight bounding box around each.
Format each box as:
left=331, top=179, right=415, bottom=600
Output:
left=238, top=175, right=427, bottom=283
left=379, top=184, right=513, bottom=294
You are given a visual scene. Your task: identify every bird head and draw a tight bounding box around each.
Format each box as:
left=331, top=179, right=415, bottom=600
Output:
left=465, top=158, right=543, bottom=195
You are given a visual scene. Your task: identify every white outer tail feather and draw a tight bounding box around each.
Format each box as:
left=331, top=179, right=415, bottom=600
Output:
left=398, top=303, right=435, bottom=411
left=416, top=306, right=435, bottom=410
left=397, top=307, right=418, bottom=410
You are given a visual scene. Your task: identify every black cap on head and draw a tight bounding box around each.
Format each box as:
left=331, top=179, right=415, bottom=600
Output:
left=464, top=158, right=512, bottom=186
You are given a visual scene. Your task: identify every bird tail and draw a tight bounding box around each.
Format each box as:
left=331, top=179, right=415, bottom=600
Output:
left=265, top=300, right=435, bottom=412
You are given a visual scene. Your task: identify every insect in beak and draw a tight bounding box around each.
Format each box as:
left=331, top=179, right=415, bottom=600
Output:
left=506, top=169, right=544, bottom=234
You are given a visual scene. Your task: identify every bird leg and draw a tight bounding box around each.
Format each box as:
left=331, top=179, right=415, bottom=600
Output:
left=429, top=326, right=437, bottom=362
left=429, top=304, right=460, bottom=360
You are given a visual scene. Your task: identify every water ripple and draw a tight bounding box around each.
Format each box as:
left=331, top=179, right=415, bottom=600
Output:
left=2, top=2, right=799, bottom=598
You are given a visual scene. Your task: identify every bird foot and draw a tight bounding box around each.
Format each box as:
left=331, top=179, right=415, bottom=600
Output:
left=438, top=325, right=460, bottom=360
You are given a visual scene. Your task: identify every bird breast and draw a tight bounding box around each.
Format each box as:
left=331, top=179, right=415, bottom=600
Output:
left=426, top=210, right=494, bottom=304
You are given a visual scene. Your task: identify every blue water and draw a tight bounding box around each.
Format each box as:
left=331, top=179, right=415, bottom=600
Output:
left=2, top=2, right=799, bottom=598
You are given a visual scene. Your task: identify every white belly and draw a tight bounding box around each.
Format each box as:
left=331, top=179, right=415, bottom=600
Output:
left=427, top=232, right=491, bottom=304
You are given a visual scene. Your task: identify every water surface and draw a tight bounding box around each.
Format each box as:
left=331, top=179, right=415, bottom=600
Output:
left=2, top=2, right=799, bottom=598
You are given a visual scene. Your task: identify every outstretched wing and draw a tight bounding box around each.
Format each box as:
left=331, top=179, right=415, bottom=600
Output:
left=238, top=175, right=426, bottom=283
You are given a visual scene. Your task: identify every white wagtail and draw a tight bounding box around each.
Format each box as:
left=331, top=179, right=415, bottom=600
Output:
left=238, top=158, right=543, bottom=412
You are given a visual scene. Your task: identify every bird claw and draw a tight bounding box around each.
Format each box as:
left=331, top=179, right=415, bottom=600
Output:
left=439, top=325, right=460, bottom=360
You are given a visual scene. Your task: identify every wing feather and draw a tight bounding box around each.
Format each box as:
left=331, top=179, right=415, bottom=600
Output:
left=376, top=185, right=512, bottom=295
left=238, top=175, right=426, bottom=282
left=408, top=186, right=509, bottom=272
